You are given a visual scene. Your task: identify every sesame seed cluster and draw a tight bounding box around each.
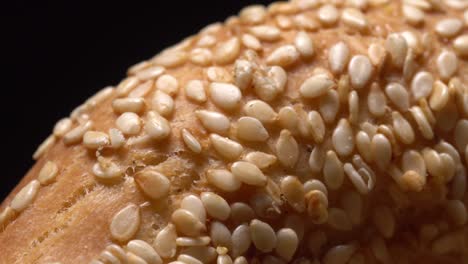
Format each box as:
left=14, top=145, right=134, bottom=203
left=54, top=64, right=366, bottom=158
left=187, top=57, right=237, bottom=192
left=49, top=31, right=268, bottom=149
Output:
left=1, top=0, right=468, bottom=263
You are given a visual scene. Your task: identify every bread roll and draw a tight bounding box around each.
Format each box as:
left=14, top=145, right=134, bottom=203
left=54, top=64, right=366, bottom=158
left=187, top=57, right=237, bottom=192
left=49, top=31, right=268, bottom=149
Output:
left=1, top=0, right=468, bottom=263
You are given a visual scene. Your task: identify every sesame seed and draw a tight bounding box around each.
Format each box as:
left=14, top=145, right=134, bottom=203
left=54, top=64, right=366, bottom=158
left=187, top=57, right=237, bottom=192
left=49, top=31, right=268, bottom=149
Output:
left=214, top=37, right=241, bottom=65
left=294, top=31, right=314, bottom=59
left=0, top=206, right=15, bottom=228
left=328, top=42, right=350, bottom=75
left=278, top=106, right=299, bottom=132
left=276, top=15, right=294, bottom=30
left=116, top=76, right=140, bottom=97
left=177, top=254, right=203, bottom=264
left=156, top=74, right=179, bottom=96
left=152, top=50, right=188, bottom=68
left=126, top=240, right=162, bottom=264
left=308, top=146, right=325, bottom=174
left=244, top=151, right=277, bottom=170
left=190, top=48, right=213, bottom=66
left=112, top=97, right=145, bottom=114
left=217, top=255, right=233, bottom=264
left=92, top=157, right=124, bottom=181
left=185, top=80, right=207, bottom=103
left=385, top=82, right=410, bottom=111
left=179, top=247, right=216, bottom=264
left=275, top=228, right=299, bottom=261
left=207, top=169, right=242, bottom=192
left=209, top=82, right=242, bottom=111
left=108, top=128, right=125, bottom=149
left=266, top=45, right=300, bottom=67
left=231, top=161, right=267, bottom=186
left=145, top=111, right=171, bottom=140
left=327, top=207, right=353, bottom=231
left=276, top=130, right=299, bottom=168
left=106, top=244, right=127, bottom=262
left=446, top=200, right=467, bottom=226
left=86, top=87, right=114, bottom=108
left=385, top=33, right=408, bottom=69
left=453, top=35, right=468, bottom=57
left=239, top=5, right=267, bottom=25
left=235, top=60, right=254, bottom=90
left=210, top=221, right=232, bottom=249
left=429, top=80, right=450, bottom=111
left=171, top=209, right=206, bottom=237
left=110, top=204, right=140, bottom=242
left=210, top=134, right=243, bottom=160
left=373, top=205, right=395, bottom=238
left=281, top=176, right=305, bottom=212
left=244, top=100, right=277, bottom=125
left=299, top=74, right=335, bottom=99
left=231, top=224, right=251, bottom=258
left=431, top=232, right=462, bottom=255
left=340, top=190, right=362, bottom=225
left=196, top=110, right=230, bottom=135
left=207, top=66, right=232, bottom=82
left=10, top=179, right=40, bottom=213
left=38, top=161, right=58, bottom=185
left=323, top=243, right=358, bottom=264
left=409, top=106, right=434, bottom=139
left=343, top=162, right=370, bottom=195
left=411, top=71, right=434, bottom=100
left=371, top=133, right=392, bottom=170
left=437, top=50, right=458, bottom=80
left=230, top=202, right=255, bottom=226
left=152, top=90, right=174, bottom=117
left=249, top=219, right=277, bottom=253
left=99, top=250, right=120, bottom=264
left=435, top=18, right=463, bottom=38
left=116, top=112, right=141, bottom=136
left=249, top=25, right=281, bottom=42
left=404, top=0, right=431, bottom=10
left=294, top=14, right=320, bottom=31
left=176, top=236, right=211, bottom=247
left=135, top=170, right=170, bottom=200
left=126, top=252, right=146, bottom=264
left=455, top=119, right=468, bottom=153
left=402, top=5, right=424, bottom=25
left=181, top=129, right=202, bottom=153
left=53, top=118, right=72, bottom=137
left=180, top=195, right=207, bottom=223
left=154, top=224, right=177, bottom=258
left=318, top=4, right=339, bottom=26
left=135, top=65, right=165, bottom=81
left=341, top=8, right=368, bottom=31
left=200, top=192, right=231, bottom=221
left=307, top=110, right=326, bottom=143
left=391, top=111, right=415, bottom=145
left=241, top=34, right=262, bottom=51
left=129, top=79, right=154, bottom=98
left=305, top=190, right=329, bottom=224
left=33, top=134, right=55, bottom=160
left=355, top=131, right=373, bottom=163
left=348, top=55, right=372, bottom=89
left=83, top=131, right=109, bottom=149
left=332, top=119, right=355, bottom=157
left=236, top=117, right=269, bottom=142
left=323, top=150, right=344, bottom=190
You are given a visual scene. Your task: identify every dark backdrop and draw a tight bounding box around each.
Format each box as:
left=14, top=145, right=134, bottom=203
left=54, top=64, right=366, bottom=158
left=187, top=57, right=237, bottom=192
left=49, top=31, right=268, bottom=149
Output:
left=1, top=0, right=275, bottom=201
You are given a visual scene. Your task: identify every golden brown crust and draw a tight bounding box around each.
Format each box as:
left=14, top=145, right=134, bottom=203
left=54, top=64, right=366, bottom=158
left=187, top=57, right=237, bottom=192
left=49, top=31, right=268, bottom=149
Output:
left=1, top=0, right=468, bottom=263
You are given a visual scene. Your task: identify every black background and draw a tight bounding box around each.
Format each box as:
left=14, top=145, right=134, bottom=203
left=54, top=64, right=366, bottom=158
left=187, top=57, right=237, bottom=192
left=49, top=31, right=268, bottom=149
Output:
left=1, top=0, right=275, bottom=201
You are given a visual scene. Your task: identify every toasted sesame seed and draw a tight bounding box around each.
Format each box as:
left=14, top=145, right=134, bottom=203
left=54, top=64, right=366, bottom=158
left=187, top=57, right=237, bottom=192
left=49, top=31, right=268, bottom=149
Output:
left=276, top=130, right=299, bottom=168
left=323, top=150, right=344, bottom=190
left=295, top=31, right=314, bottom=59
left=209, top=82, right=242, bottom=111
left=327, top=207, right=352, bottom=231
left=0, top=206, right=15, bottom=228
left=341, top=8, right=368, bottom=31
left=422, top=148, right=447, bottom=183
left=185, top=80, right=207, bottom=103
left=249, top=25, right=281, bottom=41
left=332, top=119, right=354, bottom=157
left=323, top=243, right=358, bottom=264
left=171, top=209, right=206, bottom=237
left=267, top=45, right=300, bottom=67
left=307, top=110, right=326, bottom=143
left=373, top=205, right=395, bottom=238
left=307, top=230, right=327, bottom=256
left=83, top=131, right=109, bottom=149
left=409, top=106, right=434, bottom=139
left=250, top=219, right=277, bottom=253
left=318, top=4, right=339, bottom=25
left=92, top=158, right=123, bottom=181
left=180, top=195, right=207, bottom=223
left=239, top=5, right=267, bottom=25
left=110, top=204, right=140, bottom=242
left=230, top=202, right=255, bottom=226
left=210, top=134, right=243, bottom=160
left=145, top=111, right=171, bottom=140
left=241, top=34, right=262, bottom=51
left=156, top=74, right=179, bottom=96
left=300, top=74, right=335, bottom=99
left=178, top=254, right=204, bottom=264
left=236, top=116, right=269, bottom=142
left=196, top=110, right=230, bottom=135
left=127, top=240, right=162, bottom=264
left=53, top=118, right=72, bottom=137
left=10, top=180, right=40, bottom=213
left=348, top=55, right=372, bottom=89
left=446, top=200, right=467, bottom=226
left=116, top=112, right=141, bottom=136
left=214, top=37, right=241, bottom=65
left=135, top=170, right=170, bottom=200
left=231, top=161, right=267, bottom=186
left=281, top=176, right=305, bottom=212
left=152, top=50, right=188, bottom=68
left=437, top=50, right=458, bottom=80
left=385, top=82, right=410, bottom=111
left=207, top=169, right=242, bottom=192
left=154, top=224, right=177, bottom=259
left=275, top=228, right=299, bottom=261
left=435, top=140, right=461, bottom=167
left=152, top=90, right=174, bottom=117
left=435, top=18, right=463, bottom=38
left=305, top=190, right=328, bottom=224
left=33, top=135, right=55, bottom=160
left=38, top=161, right=58, bottom=185
left=116, top=76, right=140, bottom=97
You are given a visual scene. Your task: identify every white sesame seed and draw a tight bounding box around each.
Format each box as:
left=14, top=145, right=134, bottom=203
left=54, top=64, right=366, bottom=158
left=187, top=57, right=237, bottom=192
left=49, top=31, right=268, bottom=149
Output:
left=323, top=243, right=358, bottom=264
left=217, top=255, right=233, bottom=264
left=209, top=82, right=242, bottom=111
left=86, top=86, right=114, bottom=108
left=241, top=34, right=262, bottom=51
left=92, top=158, right=123, bottom=181
left=100, top=249, right=123, bottom=264
left=108, top=128, right=125, bottom=149
left=307, top=110, right=326, bottom=143
left=446, top=200, right=467, bottom=226
left=268, top=65, right=288, bottom=93
left=231, top=161, right=267, bottom=186
left=116, top=76, right=140, bottom=97
left=127, top=240, right=162, bottom=264
left=185, top=80, right=207, bottom=103
left=281, top=176, right=305, bottom=212
left=243, top=152, right=277, bottom=170
left=435, top=18, right=463, bottom=38
left=348, top=55, right=372, bottom=89
left=10, top=180, right=40, bottom=213
left=200, top=192, right=231, bottom=221
left=327, top=207, right=353, bottom=231
left=180, top=195, right=206, bottom=224
left=355, top=131, right=373, bottom=163
left=209, top=134, right=243, bottom=160
left=231, top=224, right=251, bottom=258
left=239, top=5, right=267, bottom=25
left=154, top=224, right=177, bottom=259
left=429, top=81, right=450, bottom=111
left=128, top=79, right=154, bottom=98
left=318, top=4, right=339, bottom=25
left=190, top=48, right=213, bottom=66
left=402, top=5, right=424, bottom=25
left=391, top=111, right=415, bottom=145
left=243, top=100, right=277, bottom=124
left=236, top=116, right=269, bottom=142
left=307, top=146, right=324, bottom=174
left=53, top=118, right=72, bottom=137
left=306, top=190, right=329, bottom=225
left=206, top=66, right=231, bottom=83
left=110, top=204, right=140, bottom=242
left=293, top=13, right=320, bottom=31
left=409, top=106, right=434, bottom=140
left=341, top=8, right=368, bottom=31
left=319, top=89, right=340, bottom=124
left=37, top=161, right=58, bottom=185
left=152, top=90, right=174, bottom=117
left=332, top=119, right=354, bottom=157
left=250, top=219, right=277, bottom=253
left=156, top=74, right=179, bottom=97
left=323, top=150, right=344, bottom=190
left=210, top=221, right=232, bottom=249
left=116, top=112, right=141, bottom=136
left=300, top=74, right=335, bottom=99
left=276, top=15, right=294, bottom=30
left=135, top=170, right=170, bottom=200
left=214, top=37, right=241, bottom=65
left=176, top=236, right=211, bottom=247
left=349, top=91, right=359, bottom=125
left=234, top=59, right=254, bottom=90
left=294, top=31, right=314, bottom=59
left=278, top=106, right=298, bottom=132
left=437, top=50, right=458, bottom=80
left=152, top=50, right=188, bottom=68
left=328, top=42, right=350, bottom=75
left=267, top=45, right=300, bottom=67
left=180, top=129, right=201, bottom=153
left=112, top=97, right=145, bottom=114
left=179, top=247, right=216, bottom=264
left=63, top=120, right=93, bottom=145
left=276, top=130, right=299, bottom=168
left=275, top=228, right=299, bottom=261
left=385, top=33, right=408, bottom=69
left=249, top=25, right=281, bottom=41
left=371, top=134, right=392, bottom=170
left=196, top=110, right=230, bottom=135
left=171, top=209, right=206, bottom=237
left=411, top=71, right=434, bottom=100
left=207, top=169, right=242, bottom=192
left=135, top=65, right=165, bottom=81
left=83, top=131, right=109, bottom=149
left=145, top=111, right=171, bottom=140
left=453, top=35, right=468, bottom=56
left=33, top=134, right=55, bottom=160
left=178, top=254, right=204, bottom=264
left=385, top=82, right=410, bottom=111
